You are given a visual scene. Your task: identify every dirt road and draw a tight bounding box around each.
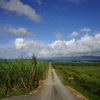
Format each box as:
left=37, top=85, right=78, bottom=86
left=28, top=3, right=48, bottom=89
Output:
left=2, top=62, right=79, bottom=100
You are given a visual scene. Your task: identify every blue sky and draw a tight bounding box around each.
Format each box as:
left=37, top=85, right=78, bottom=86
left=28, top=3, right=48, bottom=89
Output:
left=0, top=0, right=100, bottom=59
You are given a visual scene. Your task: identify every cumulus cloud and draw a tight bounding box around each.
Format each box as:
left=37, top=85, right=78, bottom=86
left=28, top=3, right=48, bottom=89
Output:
left=14, top=38, right=29, bottom=49
left=14, top=38, right=37, bottom=50
left=12, top=33, right=100, bottom=58
left=33, top=0, right=42, bottom=4
left=80, top=27, right=91, bottom=34
left=0, top=0, right=42, bottom=22
left=39, top=33, right=99, bottom=57
left=49, top=34, right=100, bottom=57
left=1, top=33, right=100, bottom=58
left=4, top=27, right=35, bottom=36
left=54, top=32, right=63, bottom=40
left=49, top=39, right=75, bottom=49
left=70, top=31, right=79, bottom=37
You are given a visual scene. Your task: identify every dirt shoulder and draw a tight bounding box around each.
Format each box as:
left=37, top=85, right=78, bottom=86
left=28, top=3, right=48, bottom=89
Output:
left=65, top=85, right=89, bottom=100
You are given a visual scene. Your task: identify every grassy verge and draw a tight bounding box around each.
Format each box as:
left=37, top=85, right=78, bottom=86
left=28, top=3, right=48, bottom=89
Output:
left=0, top=90, right=28, bottom=99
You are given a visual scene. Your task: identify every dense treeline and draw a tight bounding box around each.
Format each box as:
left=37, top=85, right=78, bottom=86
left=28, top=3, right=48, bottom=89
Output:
left=0, top=55, right=48, bottom=98
left=52, top=61, right=100, bottom=100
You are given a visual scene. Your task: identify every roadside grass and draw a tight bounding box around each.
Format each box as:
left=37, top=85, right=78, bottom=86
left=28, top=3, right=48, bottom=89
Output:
left=52, top=61, right=100, bottom=100
left=0, top=90, right=28, bottom=99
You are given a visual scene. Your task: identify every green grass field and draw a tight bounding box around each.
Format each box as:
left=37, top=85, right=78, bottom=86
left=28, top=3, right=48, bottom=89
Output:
left=52, top=61, right=100, bottom=100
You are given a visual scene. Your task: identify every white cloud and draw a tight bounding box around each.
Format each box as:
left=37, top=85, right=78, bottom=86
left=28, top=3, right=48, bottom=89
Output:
left=30, top=33, right=100, bottom=57
left=54, top=32, right=63, bottom=40
left=14, top=38, right=37, bottom=49
left=1, top=33, right=100, bottom=58
left=0, top=0, right=42, bottom=22
left=70, top=31, right=79, bottom=37
left=49, top=39, right=75, bottom=49
left=14, top=38, right=29, bottom=49
left=4, top=27, right=35, bottom=36
left=33, top=0, right=42, bottom=4
left=80, top=27, right=91, bottom=33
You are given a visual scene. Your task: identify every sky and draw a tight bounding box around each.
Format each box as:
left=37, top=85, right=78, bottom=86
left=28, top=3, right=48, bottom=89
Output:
left=0, top=0, right=100, bottom=59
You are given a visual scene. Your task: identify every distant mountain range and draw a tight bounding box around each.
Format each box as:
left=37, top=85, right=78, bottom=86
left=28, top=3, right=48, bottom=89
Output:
left=39, top=56, right=100, bottom=61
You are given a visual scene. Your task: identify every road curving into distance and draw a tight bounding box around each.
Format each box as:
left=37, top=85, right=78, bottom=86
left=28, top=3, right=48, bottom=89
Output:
left=2, top=62, right=79, bottom=100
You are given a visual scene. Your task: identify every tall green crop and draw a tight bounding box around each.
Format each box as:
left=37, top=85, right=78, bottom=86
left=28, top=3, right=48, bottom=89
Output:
left=0, top=54, right=48, bottom=96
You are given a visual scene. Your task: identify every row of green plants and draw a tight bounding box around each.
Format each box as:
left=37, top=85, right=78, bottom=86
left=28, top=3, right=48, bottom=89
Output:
left=52, top=61, right=100, bottom=100
left=0, top=55, right=48, bottom=99
left=52, top=61, right=100, bottom=67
